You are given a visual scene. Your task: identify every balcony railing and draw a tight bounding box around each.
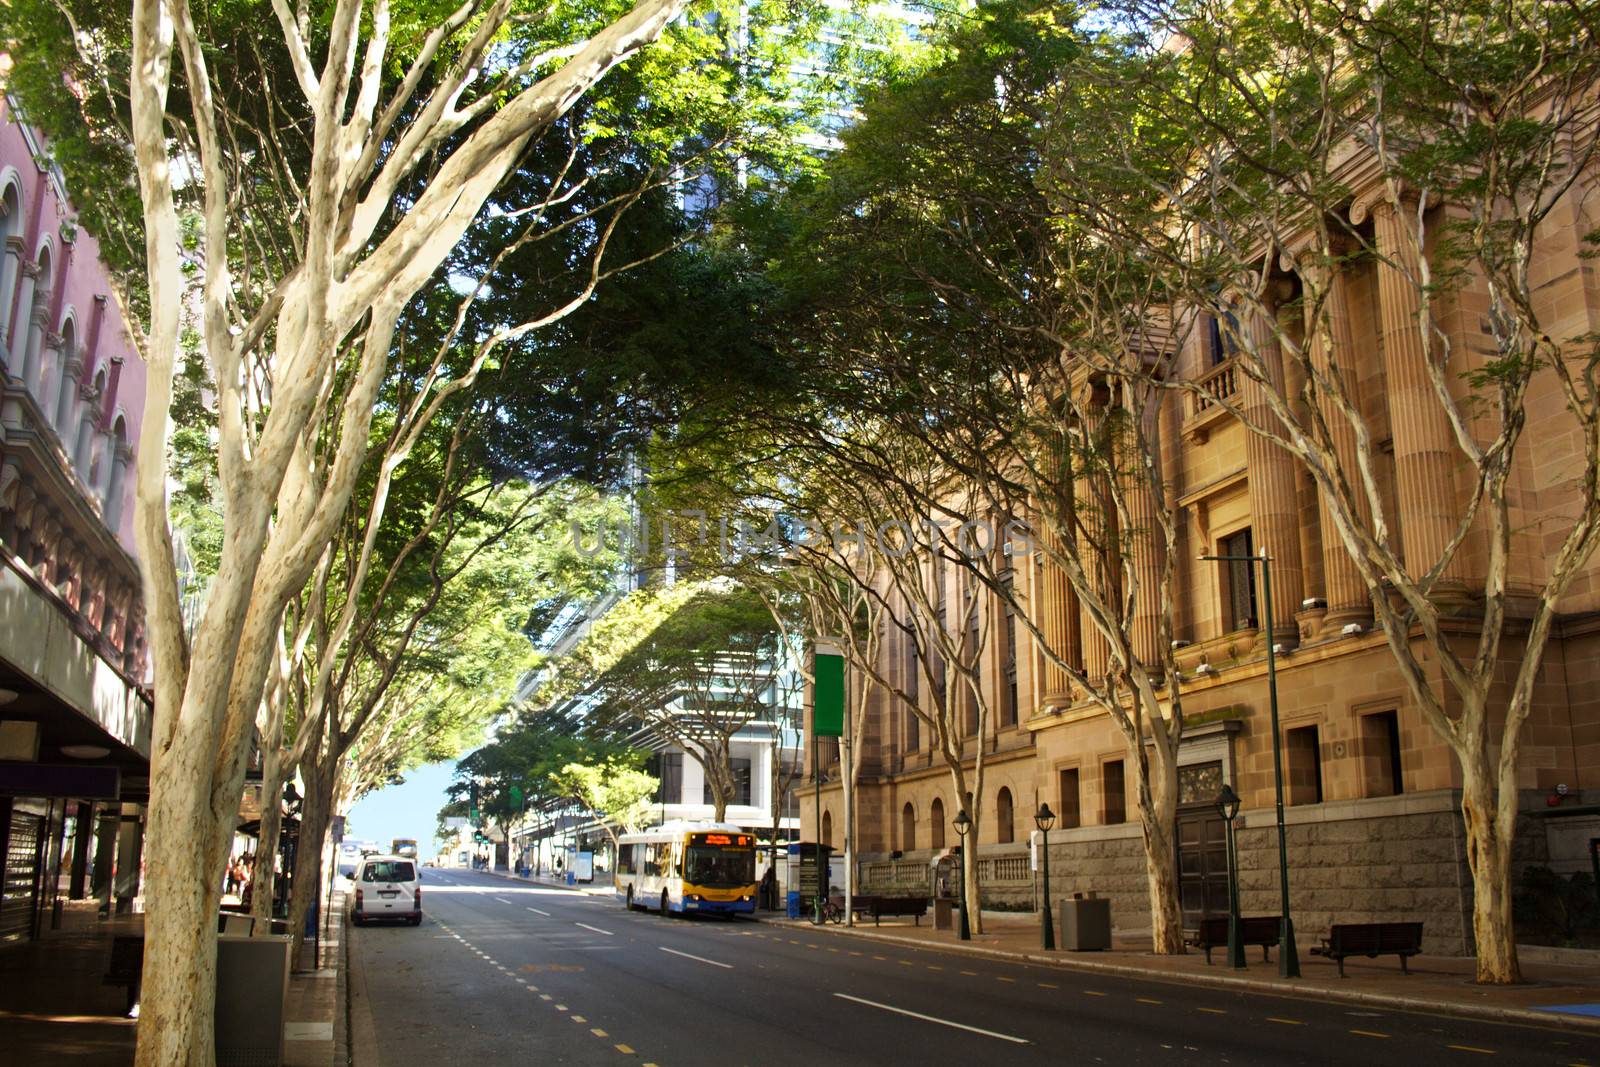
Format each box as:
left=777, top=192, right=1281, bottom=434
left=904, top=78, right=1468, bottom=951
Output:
left=1190, top=357, right=1239, bottom=416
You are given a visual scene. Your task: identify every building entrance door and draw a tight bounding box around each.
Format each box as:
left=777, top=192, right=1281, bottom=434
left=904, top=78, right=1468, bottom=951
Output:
left=1176, top=807, right=1229, bottom=929
left=1, top=810, right=45, bottom=942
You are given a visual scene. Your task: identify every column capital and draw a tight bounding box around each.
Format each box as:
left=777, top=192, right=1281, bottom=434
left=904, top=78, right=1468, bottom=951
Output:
left=1350, top=185, right=1439, bottom=226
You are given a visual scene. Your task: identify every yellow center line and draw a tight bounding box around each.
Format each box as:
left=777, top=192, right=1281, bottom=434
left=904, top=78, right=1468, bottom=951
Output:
left=1448, top=1046, right=1495, bottom=1055
left=1084, top=990, right=1107, bottom=997
left=849, top=951, right=864, bottom=957
left=540, top=995, right=552, bottom=1001
left=592, top=1028, right=608, bottom=1038
left=828, top=947, right=840, bottom=953
left=996, top=976, right=1016, bottom=983
left=1137, top=998, right=1163, bottom=1005
left=899, top=960, right=914, bottom=967
left=1037, top=982, right=1058, bottom=989
left=1196, top=1007, right=1226, bottom=1015
left=615, top=1045, right=634, bottom=1055
left=555, top=1005, right=568, bottom=1012
left=572, top=1016, right=587, bottom=1023
left=1350, top=1030, right=1389, bottom=1039
left=929, top=966, right=946, bottom=972
left=807, top=945, right=821, bottom=950
left=959, top=970, right=979, bottom=976
left=1266, top=1017, right=1303, bottom=1026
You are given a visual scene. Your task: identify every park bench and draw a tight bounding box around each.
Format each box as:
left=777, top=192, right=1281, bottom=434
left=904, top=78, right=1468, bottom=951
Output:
left=1310, top=922, right=1424, bottom=977
left=866, top=895, right=930, bottom=926
left=1188, top=915, right=1280, bottom=964
left=105, top=935, right=143, bottom=1017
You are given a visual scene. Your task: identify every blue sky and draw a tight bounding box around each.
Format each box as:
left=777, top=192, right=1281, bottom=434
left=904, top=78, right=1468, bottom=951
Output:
left=344, top=760, right=456, bottom=859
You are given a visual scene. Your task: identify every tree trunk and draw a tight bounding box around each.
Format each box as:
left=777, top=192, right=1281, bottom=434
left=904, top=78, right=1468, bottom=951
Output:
left=1462, top=768, right=1521, bottom=984
left=288, top=755, right=333, bottom=970
left=1137, top=783, right=1184, bottom=954
left=251, top=743, right=285, bottom=924
left=134, top=751, right=232, bottom=1066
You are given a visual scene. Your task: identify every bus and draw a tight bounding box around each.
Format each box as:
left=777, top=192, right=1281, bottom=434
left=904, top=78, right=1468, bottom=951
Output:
left=615, top=822, right=757, bottom=917
left=391, top=839, right=419, bottom=860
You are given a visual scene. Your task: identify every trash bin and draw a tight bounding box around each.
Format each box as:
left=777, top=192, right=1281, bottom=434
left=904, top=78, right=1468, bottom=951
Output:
left=934, top=897, right=955, bottom=930
left=1060, top=894, right=1111, bottom=951
left=566, top=871, right=576, bottom=886
left=215, top=933, right=290, bottom=1066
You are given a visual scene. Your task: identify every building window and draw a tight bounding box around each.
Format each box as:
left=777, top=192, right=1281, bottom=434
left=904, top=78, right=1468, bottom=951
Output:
left=659, top=752, right=683, bottom=805
left=1102, top=760, right=1126, bottom=825
left=1286, top=725, right=1324, bottom=805
left=996, top=787, right=1014, bottom=844
left=1363, top=710, right=1405, bottom=798
left=902, top=803, right=915, bottom=852
left=1058, top=768, right=1081, bottom=829
left=930, top=797, right=945, bottom=849
left=1222, top=527, right=1258, bottom=631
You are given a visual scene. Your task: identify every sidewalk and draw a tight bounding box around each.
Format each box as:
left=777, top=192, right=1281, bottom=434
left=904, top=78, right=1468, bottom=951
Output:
left=0, top=888, right=347, bottom=1067
left=761, top=909, right=1600, bottom=1034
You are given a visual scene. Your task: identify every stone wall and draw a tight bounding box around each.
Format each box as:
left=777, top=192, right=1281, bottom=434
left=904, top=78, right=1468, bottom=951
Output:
left=1039, top=823, right=1153, bottom=936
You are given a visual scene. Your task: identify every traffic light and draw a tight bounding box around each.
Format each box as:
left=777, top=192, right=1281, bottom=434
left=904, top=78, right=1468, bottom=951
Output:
left=473, top=831, right=488, bottom=844
left=469, top=780, right=480, bottom=822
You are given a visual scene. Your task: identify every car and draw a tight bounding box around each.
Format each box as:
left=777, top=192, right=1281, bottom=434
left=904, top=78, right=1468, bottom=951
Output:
left=351, top=854, right=422, bottom=926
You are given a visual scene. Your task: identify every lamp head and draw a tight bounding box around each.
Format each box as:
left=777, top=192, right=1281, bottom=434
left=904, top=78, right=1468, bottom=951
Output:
left=1215, top=783, right=1240, bottom=822
left=953, top=810, right=971, bottom=838
left=1034, top=803, right=1056, bottom=832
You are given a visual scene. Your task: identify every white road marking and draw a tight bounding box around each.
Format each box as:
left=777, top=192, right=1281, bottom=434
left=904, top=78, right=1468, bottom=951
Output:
left=528, top=908, right=551, bottom=916
left=574, top=922, right=613, bottom=936
left=832, top=993, right=1028, bottom=1045
left=659, top=946, right=732, bottom=970
left=495, top=897, right=513, bottom=905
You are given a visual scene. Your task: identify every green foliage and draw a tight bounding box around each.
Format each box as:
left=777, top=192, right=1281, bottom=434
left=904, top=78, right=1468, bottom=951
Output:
left=550, top=759, right=659, bottom=838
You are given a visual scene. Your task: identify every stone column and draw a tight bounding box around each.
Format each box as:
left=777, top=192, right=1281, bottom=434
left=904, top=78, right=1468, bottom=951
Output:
left=1037, top=428, right=1082, bottom=703
left=19, top=282, right=48, bottom=395
left=1365, top=197, right=1463, bottom=580
left=90, top=805, right=118, bottom=911
left=1305, top=258, right=1376, bottom=633
left=8, top=260, right=38, bottom=375
left=68, top=801, right=94, bottom=899
left=1074, top=398, right=1112, bottom=681
left=105, top=440, right=132, bottom=532
left=1120, top=394, right=1166, bottom=665
left=1240, top=301, right=1306, bottom=646
left=114, top=805, right=144, bottom=915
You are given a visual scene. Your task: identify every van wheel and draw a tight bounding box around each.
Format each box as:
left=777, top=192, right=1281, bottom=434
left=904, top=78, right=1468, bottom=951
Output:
left=660, top=890, right=671, bottom=916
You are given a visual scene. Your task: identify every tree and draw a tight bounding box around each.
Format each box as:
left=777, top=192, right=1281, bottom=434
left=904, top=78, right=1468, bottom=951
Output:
left=1036, top=0, right=1600, bottom=981
left=581, top=583, right=797, bottom=822
left=550, top=759, right=660, bottom=848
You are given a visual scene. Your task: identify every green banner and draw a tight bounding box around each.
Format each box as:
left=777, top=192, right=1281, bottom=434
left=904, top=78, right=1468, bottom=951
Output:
left=814, top=648, right=845, bottom=738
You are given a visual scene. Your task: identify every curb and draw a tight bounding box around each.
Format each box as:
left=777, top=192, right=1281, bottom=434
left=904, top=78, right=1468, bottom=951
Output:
left=757, top=917, right=1600, bottom=1036
left=333, top=886, right=349, bottom=1067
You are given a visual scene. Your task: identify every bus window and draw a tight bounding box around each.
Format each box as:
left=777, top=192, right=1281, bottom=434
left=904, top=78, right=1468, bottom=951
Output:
left=618, top=844, right=634, bottom=874
left=684, top=843, right=756, bottom=888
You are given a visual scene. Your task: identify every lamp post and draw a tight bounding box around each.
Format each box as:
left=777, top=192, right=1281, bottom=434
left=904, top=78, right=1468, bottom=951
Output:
left=952, top=810, right=971, bottom=942
left=1034, top=803, right=1056, bottom=951
left=1200, top=547, right=1301, bottom=978
left=1215, top=785, right=1245, bottom=969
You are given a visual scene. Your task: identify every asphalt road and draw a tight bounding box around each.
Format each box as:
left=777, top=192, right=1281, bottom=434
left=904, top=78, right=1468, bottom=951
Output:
left=348, top=868, right=1597, bottom=1067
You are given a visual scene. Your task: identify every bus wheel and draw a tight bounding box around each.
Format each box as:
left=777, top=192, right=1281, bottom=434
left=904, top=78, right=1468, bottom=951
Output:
left=660, top=890, right=671, bottom=916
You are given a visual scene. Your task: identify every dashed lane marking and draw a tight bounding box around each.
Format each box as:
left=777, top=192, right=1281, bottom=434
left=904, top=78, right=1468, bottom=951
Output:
left=1349, top=1030, right=1389, bottom=1039
left=1137, top=998, right=1163, bottom=1006
left=833, top=993, right=1029, bottom=1045
left=575, top=922, right=613, bottom=936
left=1266, top=1018, right=1303, bottom=1026
left=540, top=995, right=552, bottom=1001
left=615, top=1046, right=634, bottom=1055
left=660, top=946, right=733, bottom=969
left=959, top=970, right=978, bottom=976
left=1036, top=982, right=1057, bottom=989
left=572, top=1016, right=587, bottom=1023
left=1447, top=1047, right=1495, bottom=1055
left=555, top=1005, right=568, bottom=1012
left=1196, top=1008, right=1226, bottom=1015
left=592, top=1029, right=609, bottom=1038
left=529, top=907, right=551, bottom=916
left=495, top=897, right=513, bottom=905
left=1084, top=991, right=1107, bottom=997
left=996, top=976, right=1016, bottom=983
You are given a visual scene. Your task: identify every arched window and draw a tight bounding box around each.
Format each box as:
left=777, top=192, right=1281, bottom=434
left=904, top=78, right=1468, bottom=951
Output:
left=930, top=797, right=945, bottom=850
left=821, top=811, right=833, bottom=850
left=996, top=787, right=1014, bottom=844
left=901, top=803, right=915, bottom=852
left=0, top=180, right=23, bottom=342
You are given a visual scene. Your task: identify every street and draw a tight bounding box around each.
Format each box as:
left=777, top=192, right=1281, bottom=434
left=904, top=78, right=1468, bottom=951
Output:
left=347, top=869, right=1597, bottom=1066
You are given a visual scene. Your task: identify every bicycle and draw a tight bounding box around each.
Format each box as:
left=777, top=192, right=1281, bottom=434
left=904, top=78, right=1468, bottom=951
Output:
left=820, top=895, right=845, bottom=924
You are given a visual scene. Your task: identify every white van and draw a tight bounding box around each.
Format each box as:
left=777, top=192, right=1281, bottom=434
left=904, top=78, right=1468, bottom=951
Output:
left=352, top=854, right=422, bottom=926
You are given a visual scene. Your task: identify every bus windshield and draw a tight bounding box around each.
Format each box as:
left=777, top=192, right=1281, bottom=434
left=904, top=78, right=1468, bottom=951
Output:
left=683, top=845, right=755, bottom=888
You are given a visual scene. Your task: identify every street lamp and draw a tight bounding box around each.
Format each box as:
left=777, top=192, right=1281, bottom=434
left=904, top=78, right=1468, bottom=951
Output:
left=1034, top=803, right=1056, bottom=951
left=1214, top=785, right=1245, bottom=969
left=952, top=810, right=972, bottom=942
left=1199, top=547, right=1301, bottom=978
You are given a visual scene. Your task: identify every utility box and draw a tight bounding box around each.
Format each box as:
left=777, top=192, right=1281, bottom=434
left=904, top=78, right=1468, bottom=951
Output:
left=1060, top=894, right=1111, bottom=951
left=215, top=933, right=290, bottom=1066
left=933, top=897, right=955, bottom=930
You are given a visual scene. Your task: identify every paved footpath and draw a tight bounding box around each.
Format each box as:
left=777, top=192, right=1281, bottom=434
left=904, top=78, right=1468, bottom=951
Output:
left=346, top=867, right=1600, bottom=1067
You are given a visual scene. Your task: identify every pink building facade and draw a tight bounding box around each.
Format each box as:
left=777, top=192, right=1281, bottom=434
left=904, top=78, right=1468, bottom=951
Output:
left=0, top=95, right=151, bottom=941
